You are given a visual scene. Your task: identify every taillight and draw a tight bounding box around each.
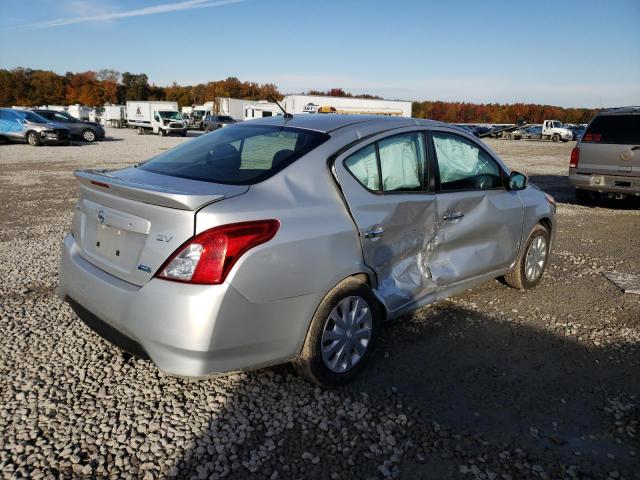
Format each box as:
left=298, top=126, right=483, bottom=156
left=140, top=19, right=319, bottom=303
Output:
left=156, top=220, right=279, bottom=285
left=570, top=147, right=580, bottom=168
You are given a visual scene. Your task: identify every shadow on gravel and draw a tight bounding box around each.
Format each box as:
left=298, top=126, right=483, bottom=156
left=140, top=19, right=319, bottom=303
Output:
left=172, top=304, right=639, bottom=479
left=530, top=174, right=640, bottom=209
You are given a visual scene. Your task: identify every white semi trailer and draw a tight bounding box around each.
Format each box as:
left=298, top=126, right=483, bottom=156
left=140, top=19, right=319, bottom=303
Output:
left=102, top=105, right=127, bottom=128
left=216, top=97, right=263, bottom=122
left=126, top=101, right=187, bottom=136
left=282, top=95, right=412, bottom=117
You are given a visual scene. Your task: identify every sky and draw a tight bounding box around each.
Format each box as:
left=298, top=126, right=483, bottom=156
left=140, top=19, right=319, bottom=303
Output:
left=1, top=0, right=639, bottom=108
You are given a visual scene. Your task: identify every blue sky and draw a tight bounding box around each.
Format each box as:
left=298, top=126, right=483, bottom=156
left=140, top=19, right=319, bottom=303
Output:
left=1, top=0, right=638, bottom=107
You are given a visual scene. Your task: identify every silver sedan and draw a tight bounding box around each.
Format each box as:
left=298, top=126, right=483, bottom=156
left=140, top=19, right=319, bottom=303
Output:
left=59, top=115, right=556, bottom=386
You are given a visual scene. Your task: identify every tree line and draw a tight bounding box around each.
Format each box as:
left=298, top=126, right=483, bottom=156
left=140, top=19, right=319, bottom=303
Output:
left=0, top=68, right=598, bottom=124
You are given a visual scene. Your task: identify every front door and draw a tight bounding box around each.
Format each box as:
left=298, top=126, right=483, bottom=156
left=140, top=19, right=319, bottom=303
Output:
left=428, top=130, right=524, bottom=285
left=333, top=130, right=438, bottom=314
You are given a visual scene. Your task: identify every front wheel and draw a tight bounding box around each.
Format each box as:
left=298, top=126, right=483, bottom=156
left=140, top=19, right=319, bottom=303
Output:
left=503, top=224, right=550, bottom=290
left=180, top=129, right=187, bottom=137
left=27, top=131, right=42, bottom=146
left=294, top=278, right=380, bottom=387
left=158, top=129, right=165, bottom=137
left=552, top=134, right=560, bottom=142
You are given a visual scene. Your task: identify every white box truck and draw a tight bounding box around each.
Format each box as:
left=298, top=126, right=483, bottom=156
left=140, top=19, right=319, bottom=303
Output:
left=282, top=95, right=412, bottom=117
left=190, top=101, right=216, bottom=130
left=68, top=104, right=92, bottom=120
left=126, top=101, right=187, bottom=136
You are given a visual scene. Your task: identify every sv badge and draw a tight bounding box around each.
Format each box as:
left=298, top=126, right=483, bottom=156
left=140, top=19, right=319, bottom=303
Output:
left=156, top=233, right=173, bottom=243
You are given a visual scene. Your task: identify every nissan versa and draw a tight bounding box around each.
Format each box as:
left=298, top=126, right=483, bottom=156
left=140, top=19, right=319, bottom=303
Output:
left=59, top=115, right=556, bottom=386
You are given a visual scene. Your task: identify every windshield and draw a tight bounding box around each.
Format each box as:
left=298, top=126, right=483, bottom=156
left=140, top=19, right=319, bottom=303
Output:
left=218, top=116, right=233, bottom=122
left=192, top=109, right=206, bottom=118
left=140, top=124, right=330, bottom=185
left=158, top=111, right=183, bottom=120
left=16, top=111, right=49, bottom=124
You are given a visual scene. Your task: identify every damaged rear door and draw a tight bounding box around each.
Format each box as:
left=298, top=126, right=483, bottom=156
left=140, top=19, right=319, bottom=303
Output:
left=333, top=130, right=438, bottom=313
left=429, top=130, right=523, bottom=285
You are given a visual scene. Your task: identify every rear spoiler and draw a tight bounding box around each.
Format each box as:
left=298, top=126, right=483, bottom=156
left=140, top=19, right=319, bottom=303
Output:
left=74, top=169, right=234, bottom=210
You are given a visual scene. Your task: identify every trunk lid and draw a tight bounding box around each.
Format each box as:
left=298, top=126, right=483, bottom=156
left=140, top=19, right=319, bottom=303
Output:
left=72, top=167, right=248, bottom=286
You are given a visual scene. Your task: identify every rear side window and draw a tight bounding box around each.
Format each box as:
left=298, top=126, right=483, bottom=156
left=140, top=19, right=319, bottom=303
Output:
left=582, top=115, right=640, bottom=144
left=343, top=131, right=427, bottom=193
left=140, top=125, right=329, bottom=185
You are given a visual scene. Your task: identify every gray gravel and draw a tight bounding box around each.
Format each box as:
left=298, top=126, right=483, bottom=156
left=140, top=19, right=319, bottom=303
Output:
left=0, top=129, right=638, bottom=479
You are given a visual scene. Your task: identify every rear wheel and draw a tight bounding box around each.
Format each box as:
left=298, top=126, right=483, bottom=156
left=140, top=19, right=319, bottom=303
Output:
left=137, top=127, right=144, bottom=135
left=27, top=131, right=41, bottom=146
left=294, top=278, right=380, bottom=387
left=503, top=224, right=550, bottom=290
left=81, top=128, right=97, bottom=142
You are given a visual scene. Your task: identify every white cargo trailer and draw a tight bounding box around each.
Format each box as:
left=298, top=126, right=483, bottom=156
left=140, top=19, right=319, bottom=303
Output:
left=68, top=104, right=92, bottom=120
left=244, top=101, right=282, bottom=120
left=126, top=101, right=187, bottom=136
left=103, top=105, right=126, bottom=128
left=282, top=95, right=412, bottom=117
left=215, top=97, right=263, bottom=122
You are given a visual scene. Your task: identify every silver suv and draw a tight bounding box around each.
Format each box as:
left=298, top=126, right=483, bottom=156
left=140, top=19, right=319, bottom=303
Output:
left=569, top=107, right=640, bottom=203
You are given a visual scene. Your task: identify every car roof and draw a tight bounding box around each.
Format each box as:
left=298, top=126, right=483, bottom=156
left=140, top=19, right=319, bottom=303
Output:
left=598, top=106, right=640, bottom=116
left=245, top=114, right=446, bottom=134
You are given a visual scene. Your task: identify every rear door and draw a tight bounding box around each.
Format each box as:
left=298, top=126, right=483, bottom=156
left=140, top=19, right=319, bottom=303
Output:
left=428, top=130, right=523, bottom=285
left=579, top=114, right=640, bottom=177
left=333, top=129, right=438, bottom=313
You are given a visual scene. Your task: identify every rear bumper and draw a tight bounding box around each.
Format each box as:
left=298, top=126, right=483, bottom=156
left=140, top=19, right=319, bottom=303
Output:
left=58, top=234, right=319, bottom=377
left=569, top=171, right=640, bottom=196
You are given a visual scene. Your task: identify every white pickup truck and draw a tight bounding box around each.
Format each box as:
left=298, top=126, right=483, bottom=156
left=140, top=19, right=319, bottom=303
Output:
left=126, top=101, right=187, bottom=137
left=540, top=120, right=573, bottom=142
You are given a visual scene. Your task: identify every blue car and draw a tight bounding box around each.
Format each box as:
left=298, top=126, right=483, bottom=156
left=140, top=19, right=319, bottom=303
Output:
left=0, top=108, right=71, bottom=146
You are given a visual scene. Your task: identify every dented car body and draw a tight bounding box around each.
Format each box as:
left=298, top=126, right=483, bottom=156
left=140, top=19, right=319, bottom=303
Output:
left=59, top=115, right=556, bottom=383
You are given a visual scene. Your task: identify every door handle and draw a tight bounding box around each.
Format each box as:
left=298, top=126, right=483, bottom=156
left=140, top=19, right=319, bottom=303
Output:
left=443, top=212, right=464, bottom=221
left=364, top=225, right=385, bottom=239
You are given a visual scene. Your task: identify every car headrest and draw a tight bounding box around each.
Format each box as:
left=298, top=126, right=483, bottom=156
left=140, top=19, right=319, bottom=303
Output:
left=272, top=149, right=294, bottom=169
left=211, top=143, right=241, bottom=170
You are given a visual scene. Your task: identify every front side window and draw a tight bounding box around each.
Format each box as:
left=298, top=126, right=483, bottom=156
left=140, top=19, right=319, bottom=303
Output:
left=433, top=132, right=503, bottom=191
left=140, top=124, right=329, bottom=185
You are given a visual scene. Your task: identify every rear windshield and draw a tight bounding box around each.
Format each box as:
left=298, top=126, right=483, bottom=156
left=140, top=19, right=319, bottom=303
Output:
left=140, top=124, right=329, bottom=185
left=582, top=114, right=640, bottom=144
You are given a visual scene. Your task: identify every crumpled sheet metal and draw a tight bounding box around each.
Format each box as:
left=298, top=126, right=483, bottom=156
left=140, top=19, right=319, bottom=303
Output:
left=369, top=199, right=438, bottom=312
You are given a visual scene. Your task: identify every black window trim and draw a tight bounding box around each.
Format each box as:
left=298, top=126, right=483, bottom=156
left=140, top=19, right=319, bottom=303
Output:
left=341, top=128, right=434, bottom=196
left=428, top=128, right=508, bottom=193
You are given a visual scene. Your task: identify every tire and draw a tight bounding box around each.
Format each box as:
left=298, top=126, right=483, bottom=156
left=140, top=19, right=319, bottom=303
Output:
left=294, top=278, right=380, bottom=387
left=137, top=127, right=144, bottom=135
left=180, top=129, right=187, bottom=137
left=552, top=134, right=560, bottom=142
left=503, top=224, right=550, bottom=290
left=27, top=131, right=42, bottom=146
left=81, top=129, right=97, bottom=142
left=158, top=129, right=165, bottom=137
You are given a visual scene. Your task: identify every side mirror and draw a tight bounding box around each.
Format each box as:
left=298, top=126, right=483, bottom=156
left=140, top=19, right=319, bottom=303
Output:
left=509, top=171, right=528, bottom=190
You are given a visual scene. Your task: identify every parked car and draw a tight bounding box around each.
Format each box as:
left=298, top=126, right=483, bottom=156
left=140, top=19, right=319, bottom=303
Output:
left=567, top=125, right=585, bottom=141
left=569, top=107, right=640, bottom=203
left=521, top=125, right=542, bottom=139
left=33, top=109, right=105, bottom=142
left=0, top=108, right=71, bottom=146
left=59, top=115, right=556, bottom=386
left=203, top=114, right=235, bottom=132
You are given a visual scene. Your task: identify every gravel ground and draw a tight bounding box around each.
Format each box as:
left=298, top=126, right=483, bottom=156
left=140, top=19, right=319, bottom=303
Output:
left=0, top=129, right=638, bottom=479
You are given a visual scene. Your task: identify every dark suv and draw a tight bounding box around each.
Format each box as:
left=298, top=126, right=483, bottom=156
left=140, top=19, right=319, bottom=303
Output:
left=33, top=110, right=105, bottom=142
left=569, top=107, right=640, bottom=202
left=202, top=115, right=235, bottom=132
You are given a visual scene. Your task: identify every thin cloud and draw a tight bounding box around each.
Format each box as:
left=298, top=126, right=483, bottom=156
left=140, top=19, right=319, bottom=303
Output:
left=21, top=0, right=244, bottom=29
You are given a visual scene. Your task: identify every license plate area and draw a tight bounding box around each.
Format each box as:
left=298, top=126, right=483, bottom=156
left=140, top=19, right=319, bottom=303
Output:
left=95, top=224, right=128, bottom=260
